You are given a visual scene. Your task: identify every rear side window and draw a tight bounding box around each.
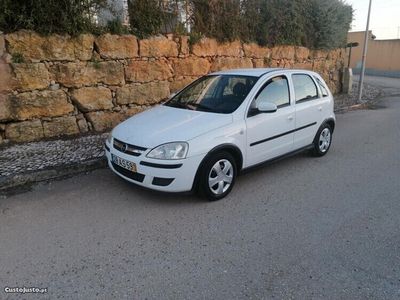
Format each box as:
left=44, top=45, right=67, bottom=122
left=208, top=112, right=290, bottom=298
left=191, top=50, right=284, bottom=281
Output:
left=292, top=74, right=318, bottom=103
left=315, top=77, right=329, bottom=97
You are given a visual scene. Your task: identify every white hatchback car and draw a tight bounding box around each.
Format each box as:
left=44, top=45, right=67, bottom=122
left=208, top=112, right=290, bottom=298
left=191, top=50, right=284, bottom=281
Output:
left=105, top=68, right=335, bottom=200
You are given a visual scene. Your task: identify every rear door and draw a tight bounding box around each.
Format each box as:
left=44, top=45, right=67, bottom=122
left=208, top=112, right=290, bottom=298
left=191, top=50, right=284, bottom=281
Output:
left=245, top=74, right=295, bottom=166
left=291, top=73, right=323, bottom=149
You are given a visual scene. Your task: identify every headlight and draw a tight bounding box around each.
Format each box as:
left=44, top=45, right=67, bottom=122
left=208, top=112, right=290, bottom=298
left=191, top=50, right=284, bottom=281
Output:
left=146, top=142, right=189, bottom=160
left=106, top=132, right=112, bottom=144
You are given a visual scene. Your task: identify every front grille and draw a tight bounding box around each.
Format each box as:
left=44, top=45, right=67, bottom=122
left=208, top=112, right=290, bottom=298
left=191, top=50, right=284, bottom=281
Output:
left=111, top=162, right=145, bottom=182
left=113, top=138, right=147, bottom=157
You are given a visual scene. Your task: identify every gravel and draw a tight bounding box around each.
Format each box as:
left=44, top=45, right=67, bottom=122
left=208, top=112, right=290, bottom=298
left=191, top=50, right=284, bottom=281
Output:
left=0, top=134, right=108, bottom=179
left=334, top=82, right=383, bottom=112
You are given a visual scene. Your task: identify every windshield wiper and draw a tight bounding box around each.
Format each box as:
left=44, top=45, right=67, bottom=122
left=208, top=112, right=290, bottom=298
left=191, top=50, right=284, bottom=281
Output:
left=167, top=101, right=192, bottom=109
left=185, top=102, right=213, bottom=112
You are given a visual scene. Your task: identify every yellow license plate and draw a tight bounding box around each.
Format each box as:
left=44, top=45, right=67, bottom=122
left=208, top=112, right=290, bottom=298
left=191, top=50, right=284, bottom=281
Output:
left=112, top=154, right=137, bottom=172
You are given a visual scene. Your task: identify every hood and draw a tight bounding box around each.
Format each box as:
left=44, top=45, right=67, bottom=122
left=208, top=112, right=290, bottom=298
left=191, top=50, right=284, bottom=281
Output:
left=112, top=105, right=233, bottom=148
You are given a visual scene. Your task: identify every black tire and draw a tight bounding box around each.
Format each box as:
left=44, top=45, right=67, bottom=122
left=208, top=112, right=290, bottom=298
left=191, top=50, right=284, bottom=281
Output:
left=311, top=123, right=333, bottom=157
left=198, top=151, right=237, bottom=201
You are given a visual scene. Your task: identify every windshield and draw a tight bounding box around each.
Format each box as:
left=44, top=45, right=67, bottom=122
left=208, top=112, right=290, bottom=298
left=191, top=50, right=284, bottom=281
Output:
left=165, top=75, right=258, bottom=114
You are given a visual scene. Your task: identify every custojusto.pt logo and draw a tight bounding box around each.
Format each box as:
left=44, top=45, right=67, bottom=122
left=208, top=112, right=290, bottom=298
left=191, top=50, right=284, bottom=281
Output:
left=4, top=286, right=48, bottom=294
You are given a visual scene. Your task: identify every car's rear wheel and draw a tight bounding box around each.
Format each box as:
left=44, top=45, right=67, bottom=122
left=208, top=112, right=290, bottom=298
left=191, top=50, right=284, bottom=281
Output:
left=312, top=123, right=333, bottom=156
left=198, top=152, right=237, bottom=201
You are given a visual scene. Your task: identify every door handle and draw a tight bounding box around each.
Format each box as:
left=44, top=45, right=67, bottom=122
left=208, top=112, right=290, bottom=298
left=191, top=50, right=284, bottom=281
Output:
left=288, top=115, right=294, bottom=121
left=318, top=106, right=322, bottom=111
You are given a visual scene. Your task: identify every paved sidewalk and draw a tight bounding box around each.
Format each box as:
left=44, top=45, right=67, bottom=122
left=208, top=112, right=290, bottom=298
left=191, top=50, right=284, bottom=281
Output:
left=0, top=76, right=388, bottom=193
left=334, top=81, right=383, bottom=112
left=0, top=134, right=107, bottom=193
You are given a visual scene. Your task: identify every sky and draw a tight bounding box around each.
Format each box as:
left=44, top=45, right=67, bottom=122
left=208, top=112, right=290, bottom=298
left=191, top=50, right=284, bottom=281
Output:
left=347, top=0, right=400, bottom=40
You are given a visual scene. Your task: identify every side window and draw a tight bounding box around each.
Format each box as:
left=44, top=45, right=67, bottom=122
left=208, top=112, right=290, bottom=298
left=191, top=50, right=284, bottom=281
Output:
left=253, top=76, right=290, bottom=109
left=292, top=74, right=318, bottom=103
left=315, top=77, right=329, bottom=97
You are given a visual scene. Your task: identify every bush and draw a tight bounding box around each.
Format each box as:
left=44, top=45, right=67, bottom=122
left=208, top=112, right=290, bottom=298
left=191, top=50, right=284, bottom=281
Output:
left=127, top=0, right=164, bottom=38
left=105, top=18, right=130, bottom=35
left=191, top=0, right=353, bottom=49
left=0, top=0, right=107, bottom=35
left=0, top=0, right=352, bottom=49
left=191, top=0, right=242, bottom=42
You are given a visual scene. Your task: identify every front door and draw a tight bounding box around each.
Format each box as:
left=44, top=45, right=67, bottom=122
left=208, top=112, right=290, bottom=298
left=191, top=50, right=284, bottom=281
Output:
left=245, top=75, right=295, bottom=167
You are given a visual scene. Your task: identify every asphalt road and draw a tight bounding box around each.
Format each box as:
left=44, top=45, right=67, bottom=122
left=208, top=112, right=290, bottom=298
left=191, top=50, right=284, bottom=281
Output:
left=1, top=77, right=400, bottom=299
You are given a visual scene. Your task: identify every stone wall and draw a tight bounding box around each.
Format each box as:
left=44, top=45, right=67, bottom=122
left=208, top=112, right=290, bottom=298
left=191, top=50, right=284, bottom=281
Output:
left=0, top=30, right=345, bottom=144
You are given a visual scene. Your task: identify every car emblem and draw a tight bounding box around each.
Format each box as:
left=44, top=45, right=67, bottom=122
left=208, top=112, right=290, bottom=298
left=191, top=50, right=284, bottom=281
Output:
left=122, top=144, right=128, bottom=152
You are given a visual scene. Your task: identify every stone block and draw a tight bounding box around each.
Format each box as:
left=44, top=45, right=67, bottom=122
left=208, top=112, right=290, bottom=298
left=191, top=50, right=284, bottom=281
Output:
left=6, top=30, right=95, bottom=62
left=253, top=59, right=265, bottom=68
left=12, top=63, right=50, bottom=91
left=295, top=47, right=310, bottom=61
left=271, top=46, right=296, bottom=60
left=5, top=120, right=44, bottom=142
left=179, top=36, right=190, bottom=56
left=125, top=60, right=172, bottom=83
left=74, top=34, right=95, bottom=61
left=51, top=61, right=124, bottom=87
left=243, top=43, right=271, bottom=59
left=210, top=57, right=253, bottom=72
left=173, top=58, right=210, bottom=76
left=216, top=40, right=242, bottom=57
left=140, top=36, right=179, bottom=57
left=116, top=81, right=170, bottom=105
left=43, top=116, right=79, bottom=138
left=71, top=87, right=113, bottom=112
left=95, top=34, right=138, bottom=59
left=86, top=111, right=126, bottom=132
left=191, top=38, right=218, bottom=57
left=0, top=59, right=15, bottom=93
left=0, top=94, right=12, bottom=121
left=11, top=90, right=74, bottom=121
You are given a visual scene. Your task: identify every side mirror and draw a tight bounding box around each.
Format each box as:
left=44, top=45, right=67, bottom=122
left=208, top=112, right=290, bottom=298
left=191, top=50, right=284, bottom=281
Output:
left=257, top=102, right=277, bottom=113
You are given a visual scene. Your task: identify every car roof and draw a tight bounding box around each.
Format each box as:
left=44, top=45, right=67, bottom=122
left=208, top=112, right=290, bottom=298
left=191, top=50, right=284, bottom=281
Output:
left=210, top=68, right=317, bottom=77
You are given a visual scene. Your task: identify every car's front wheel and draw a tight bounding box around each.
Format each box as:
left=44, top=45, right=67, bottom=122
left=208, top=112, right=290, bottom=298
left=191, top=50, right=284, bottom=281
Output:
left=312, top=123, right=333, bottom=156
left=198, top=152, right=237, bottom=201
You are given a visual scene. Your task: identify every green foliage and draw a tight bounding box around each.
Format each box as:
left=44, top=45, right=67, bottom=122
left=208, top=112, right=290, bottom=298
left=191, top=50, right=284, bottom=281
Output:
left=191, top=0, right=353, bottom=49
left=0, top=0, right=108, bottom=35
left=0, top=0, right=352, bottom=49
left=127, top=0, right=164, bottom=38
left=11, top=52, right=24, bottom=63
left=174, top=22, right=188, bottom=36
left=188, top=31, right=203, bottom=46
left=191, top=0, right=242, bottom=42
left=105, top=18, right=130, bottom=35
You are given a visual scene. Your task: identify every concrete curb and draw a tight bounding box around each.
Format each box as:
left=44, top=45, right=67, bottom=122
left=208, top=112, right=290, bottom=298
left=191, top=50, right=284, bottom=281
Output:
left=0, top=158, right=107, bottom=195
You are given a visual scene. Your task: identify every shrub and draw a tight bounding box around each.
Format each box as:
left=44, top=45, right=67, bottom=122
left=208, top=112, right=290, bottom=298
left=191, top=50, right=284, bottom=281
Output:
left=191, top=0, right=242, bottom=42
left=105, top=18, right=130, bottom=35
left=127, top=0, right=164, bottom=38
left=0, top=0, right=352, bottom=49
left=191, top=0, right=352, bottom=49
left=0, top=0, right=107, bottom=35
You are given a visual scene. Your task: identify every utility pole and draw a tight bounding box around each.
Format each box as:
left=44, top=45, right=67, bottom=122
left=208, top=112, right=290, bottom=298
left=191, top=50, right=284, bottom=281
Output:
left=358, top=0, right=373, bottom=103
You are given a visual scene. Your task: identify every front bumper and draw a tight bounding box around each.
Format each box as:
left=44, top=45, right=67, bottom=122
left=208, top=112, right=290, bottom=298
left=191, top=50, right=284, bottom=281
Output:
left=105, top=141, right=205, bottom=192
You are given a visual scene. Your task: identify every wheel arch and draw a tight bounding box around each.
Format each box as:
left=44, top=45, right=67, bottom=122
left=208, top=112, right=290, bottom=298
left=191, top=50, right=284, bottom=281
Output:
left=324, top=118, right=336, bottom=133
left=191, top=144, right=243, bottom=191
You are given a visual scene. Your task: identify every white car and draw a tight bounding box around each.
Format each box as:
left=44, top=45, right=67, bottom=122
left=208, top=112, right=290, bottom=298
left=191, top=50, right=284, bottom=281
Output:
left=105, top=68, right=335, bottom=200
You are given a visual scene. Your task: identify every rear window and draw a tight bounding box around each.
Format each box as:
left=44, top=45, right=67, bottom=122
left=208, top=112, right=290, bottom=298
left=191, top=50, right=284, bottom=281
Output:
left=315, top=77, right=329, bottom=97
left=292, top=74, right=318, bottom=103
